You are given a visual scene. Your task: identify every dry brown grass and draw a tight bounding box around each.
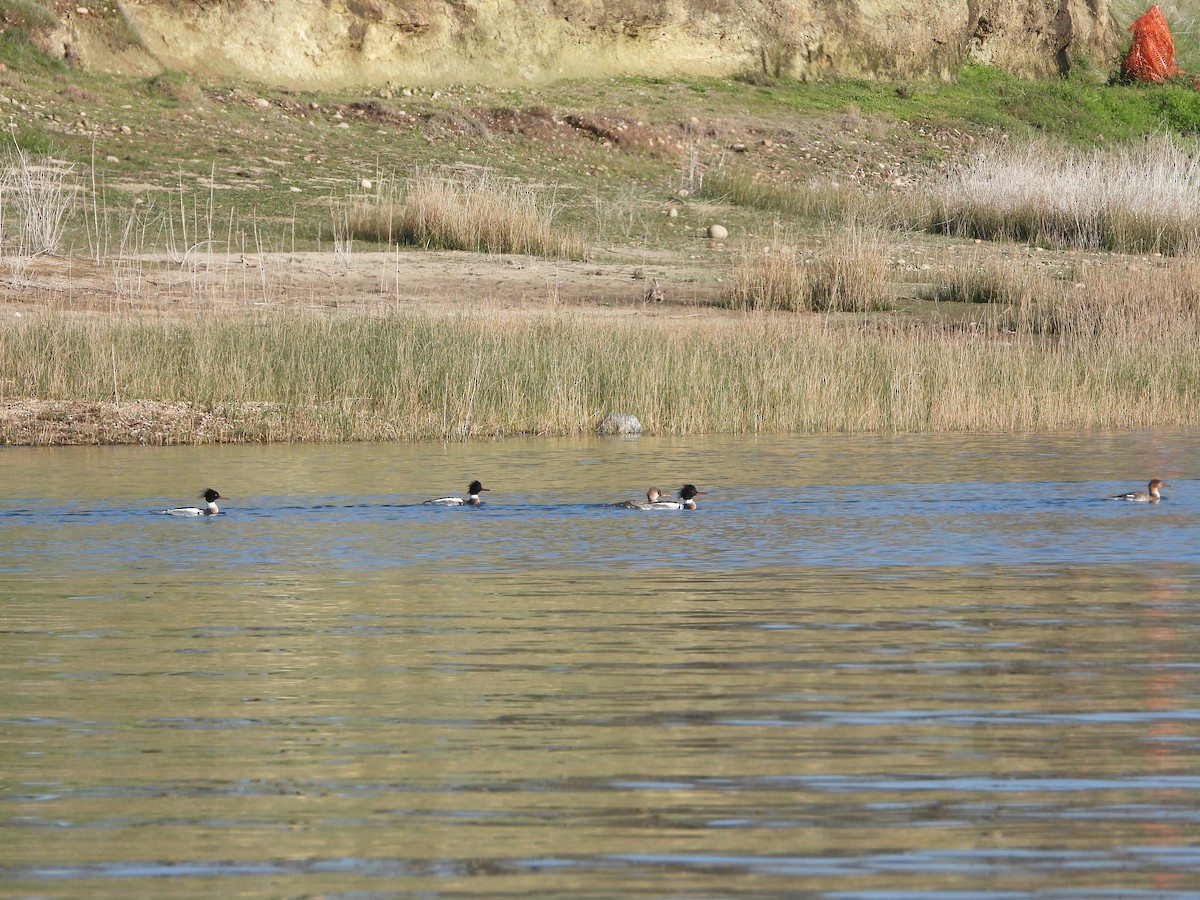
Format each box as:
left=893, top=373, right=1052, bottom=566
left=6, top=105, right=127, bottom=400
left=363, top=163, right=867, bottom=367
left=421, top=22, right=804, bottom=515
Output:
left=4, top=247, right=1200, bottom=444
left=5, top=135, right=1200, bottom=444
left=917, top=134, right=1200, bottom=255
left=344, top=169, right=585, bottom=258
left=723, top=224, right=894, bottom=312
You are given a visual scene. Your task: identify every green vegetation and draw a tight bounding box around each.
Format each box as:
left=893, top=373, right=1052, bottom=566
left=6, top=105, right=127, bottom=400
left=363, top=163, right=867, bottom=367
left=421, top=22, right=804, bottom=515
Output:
left=696, top=172, right=860, bottom=223
left=144, top=70, right=203, bottom=104
left=729, top=64, right=1200, bottom=143
left=0, top=0, right=66, bottom=75
left=3, top=50, right=1200, bottom=259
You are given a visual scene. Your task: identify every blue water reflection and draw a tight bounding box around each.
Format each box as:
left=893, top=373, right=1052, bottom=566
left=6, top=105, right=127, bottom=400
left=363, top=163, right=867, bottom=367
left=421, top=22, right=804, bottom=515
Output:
left=2, top=430, right=1200, bottom=897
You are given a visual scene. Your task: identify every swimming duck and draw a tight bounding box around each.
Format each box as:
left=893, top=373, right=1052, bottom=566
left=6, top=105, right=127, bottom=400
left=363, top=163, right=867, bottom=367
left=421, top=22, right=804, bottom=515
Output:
left=615, top=487, right=666, bottom=509
left=1109, top=479, right=1169, bottom=502
left=647, top=484, right=704, bottom=510
left=424, top=480, right=490, bottom=506
left=156, top=488, right=225, bottom=516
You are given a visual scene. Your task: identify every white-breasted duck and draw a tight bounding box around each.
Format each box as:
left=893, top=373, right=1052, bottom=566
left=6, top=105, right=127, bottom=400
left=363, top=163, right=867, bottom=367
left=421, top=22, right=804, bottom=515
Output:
left=647, top=484, right=704, bottom=510
left=424, top=480, right=490, bottom=506
left=156, top=488, right=225, bottom=516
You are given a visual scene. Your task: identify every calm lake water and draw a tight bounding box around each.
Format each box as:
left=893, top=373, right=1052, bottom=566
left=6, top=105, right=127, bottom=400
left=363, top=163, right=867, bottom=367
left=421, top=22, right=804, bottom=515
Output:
left=3, top=430, right=1200, bottom=898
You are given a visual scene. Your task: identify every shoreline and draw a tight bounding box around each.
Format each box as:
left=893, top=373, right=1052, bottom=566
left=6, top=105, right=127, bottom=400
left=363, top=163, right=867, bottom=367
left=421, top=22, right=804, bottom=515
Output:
left=5, top=395, right=1199, bottom=448
left=5, top=243, right=1200, bottom=447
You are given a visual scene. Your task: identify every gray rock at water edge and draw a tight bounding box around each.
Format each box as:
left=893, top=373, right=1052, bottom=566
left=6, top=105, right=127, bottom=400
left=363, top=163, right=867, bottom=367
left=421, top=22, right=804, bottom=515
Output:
left=597, top=413, right=643, bottom=435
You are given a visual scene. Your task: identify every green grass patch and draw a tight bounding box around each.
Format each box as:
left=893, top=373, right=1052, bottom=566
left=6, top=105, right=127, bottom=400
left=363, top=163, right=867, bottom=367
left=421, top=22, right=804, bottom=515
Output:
left=144, top=70, right=202, bottom=104
left=740, top=64, right=1200, bottom=143
left=0, top=6, right=68, bottom=76
left=696, top=171, right=858, bottom=222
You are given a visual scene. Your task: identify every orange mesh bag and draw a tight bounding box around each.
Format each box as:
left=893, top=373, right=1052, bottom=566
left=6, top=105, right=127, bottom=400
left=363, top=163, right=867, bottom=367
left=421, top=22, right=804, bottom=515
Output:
left=1122, top=5, right=1182, bottom=83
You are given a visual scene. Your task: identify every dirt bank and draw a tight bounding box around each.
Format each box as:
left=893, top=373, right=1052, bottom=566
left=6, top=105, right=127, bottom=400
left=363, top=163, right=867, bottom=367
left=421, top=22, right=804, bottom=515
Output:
left=54, top=0, right=1123, bottom=87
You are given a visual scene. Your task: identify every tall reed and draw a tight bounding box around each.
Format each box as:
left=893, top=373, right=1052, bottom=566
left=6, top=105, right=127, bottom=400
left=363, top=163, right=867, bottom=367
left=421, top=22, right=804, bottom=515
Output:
left=4, top=279, right=1199, bottom=443
left=921, top=134, right=1200, bottom=254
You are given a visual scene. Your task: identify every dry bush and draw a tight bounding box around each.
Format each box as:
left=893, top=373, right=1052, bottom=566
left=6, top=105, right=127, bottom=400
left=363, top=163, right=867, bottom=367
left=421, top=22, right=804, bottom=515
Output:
left=995, top=255, right=1200, bottom=338
left=723, top=227, right=810, bottom=311
left=346, top=169, right=584, bottom=258
left=723, top=224, right=893, bottom=312
left=2, top=147, right=76, bottom=256
left=808, top=224, right=895, bottom=311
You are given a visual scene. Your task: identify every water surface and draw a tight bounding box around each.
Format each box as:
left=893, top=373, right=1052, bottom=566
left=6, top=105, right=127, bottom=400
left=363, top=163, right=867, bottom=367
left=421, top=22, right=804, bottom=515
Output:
left=3, top=431, right=1199, bottom=897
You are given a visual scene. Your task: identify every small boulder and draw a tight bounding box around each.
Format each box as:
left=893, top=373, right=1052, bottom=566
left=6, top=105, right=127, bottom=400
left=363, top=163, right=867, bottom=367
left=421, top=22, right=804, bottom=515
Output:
left=707, top=224, right=728, bottom=240
left=597, top=412, right=643, bottom=435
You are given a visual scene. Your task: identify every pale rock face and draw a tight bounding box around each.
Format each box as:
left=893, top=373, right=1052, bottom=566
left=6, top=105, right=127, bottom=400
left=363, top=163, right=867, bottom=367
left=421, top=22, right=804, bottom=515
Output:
left=109, top=0, right=1121, bottom=88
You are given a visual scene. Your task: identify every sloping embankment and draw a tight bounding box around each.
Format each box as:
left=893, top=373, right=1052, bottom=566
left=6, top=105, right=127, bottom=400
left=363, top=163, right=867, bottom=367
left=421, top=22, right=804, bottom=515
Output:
left=66, top=0, right=1122, bottom=88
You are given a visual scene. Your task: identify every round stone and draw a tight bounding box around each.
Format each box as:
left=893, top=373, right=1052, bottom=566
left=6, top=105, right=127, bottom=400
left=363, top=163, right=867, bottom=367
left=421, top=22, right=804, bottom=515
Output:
left=596, top=413, right=643, bottom=435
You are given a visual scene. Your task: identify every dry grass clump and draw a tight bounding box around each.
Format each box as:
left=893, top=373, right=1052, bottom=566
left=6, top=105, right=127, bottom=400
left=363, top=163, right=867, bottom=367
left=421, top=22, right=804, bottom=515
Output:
left=345, top=169, right=584, bottom=258
left=994, top=256, right=1200, bottom=338
left=926, top=254, right=1048, bottom=306
left=722, top=228, right=809, bottom=311
left=921, top=134, right=1200, bottom=255
left=724, top=224, right=894, bottom=312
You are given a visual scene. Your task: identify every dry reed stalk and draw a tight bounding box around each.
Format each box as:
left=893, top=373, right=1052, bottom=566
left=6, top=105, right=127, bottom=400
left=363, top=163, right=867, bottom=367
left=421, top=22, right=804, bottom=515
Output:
left=4, top=147, right=76, bottom=256
left=3, top=282, right=1199, bottom=443
left=724, top=224, right=895, bottom=312
left=345, top=169, right=584, bottom=258
left=924, top=134, right=1200, bottom=254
